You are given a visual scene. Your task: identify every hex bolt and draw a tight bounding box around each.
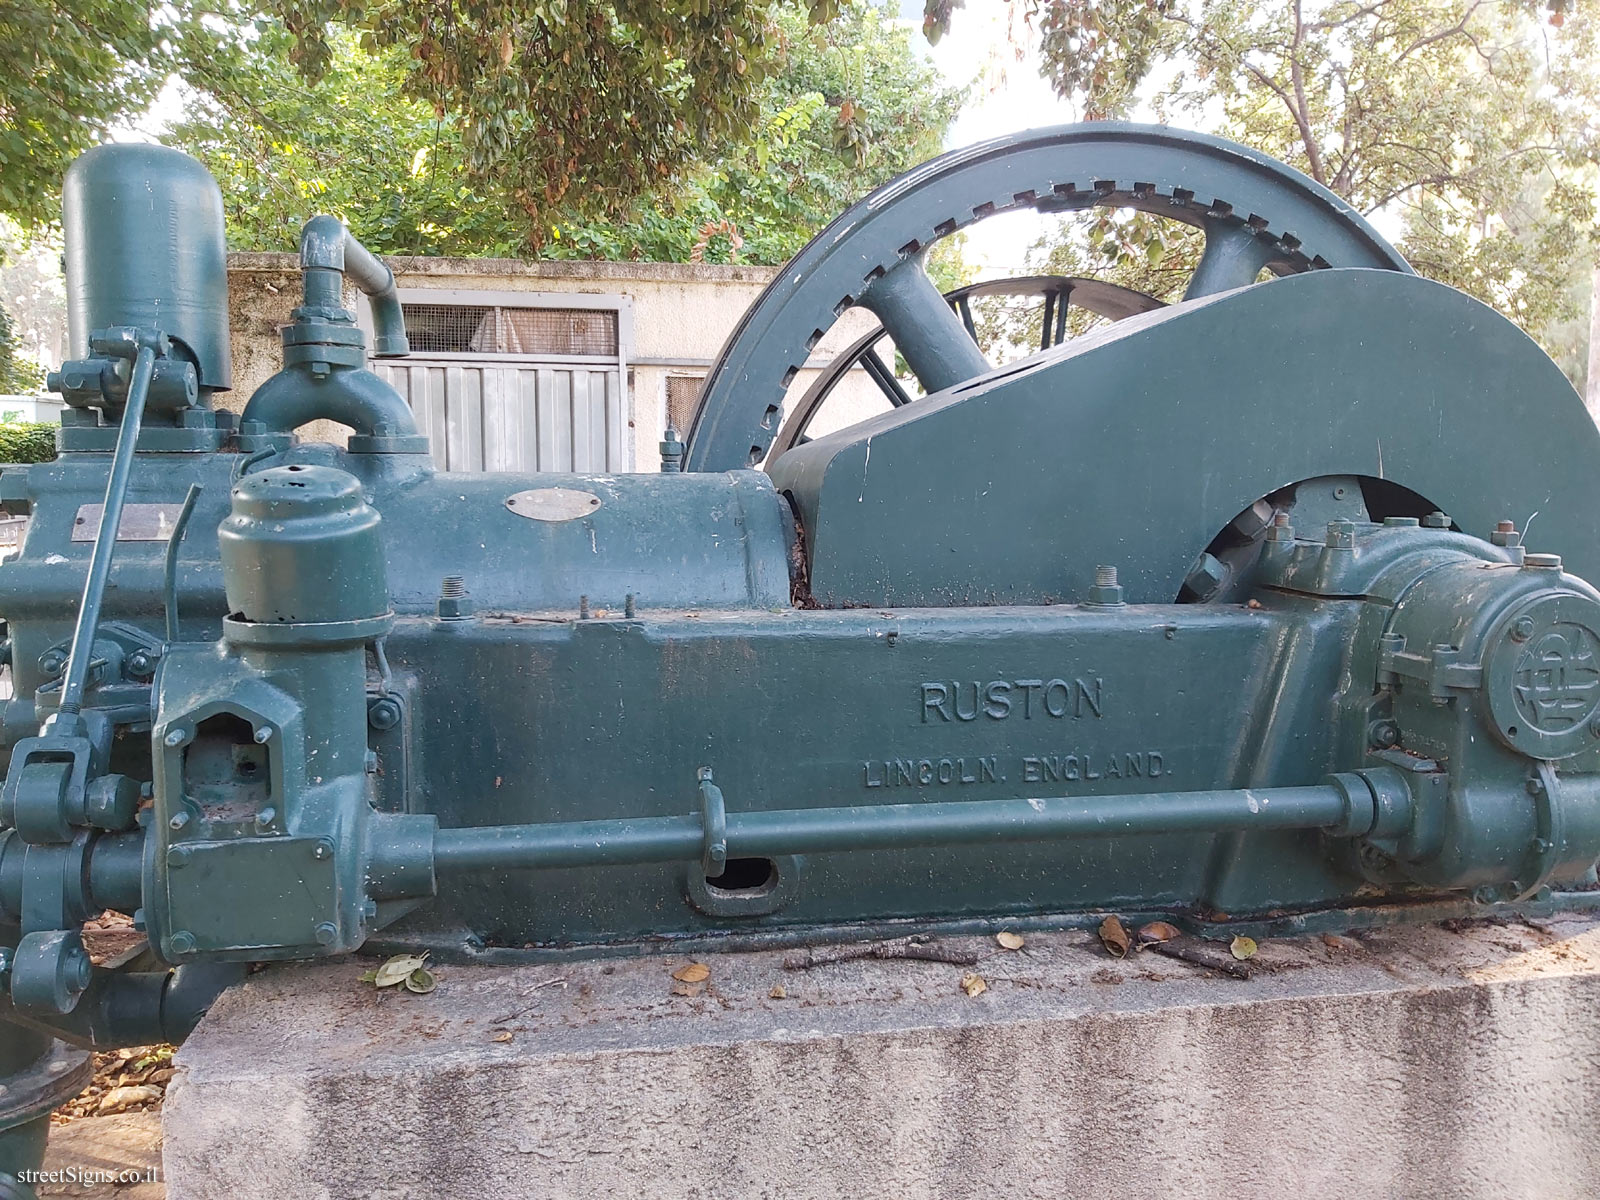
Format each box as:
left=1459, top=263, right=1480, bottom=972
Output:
left=367, top=696, right=402, bottom=731
left=313, top=922, right=339, bottom=946
left=1511, top=615, right=1536, bottom=642
left=1369, top=720, right=1400, bottom=749
left=437, top=575, right=473, bottom=620
left=1325, top=520, right=1357, bottom=550
left=166, top=845, right=191, bottom=869
left=168, top=931, right=197, bottom=956
left=624, top=593, right=637, bottom=618
left=659, top=424, right=685, bottom=472
left=1265, top=513, right=1295, bottom=544
left=126, top=650, right=153, bottom=677
left=578, top=595, right=591, bottom=620
left=1421, top=511, right=1451, bottom=529
left=1084, top=566, right=1125, bottom=608
left=1472, top=885, right=1500, bottom=906
left=38, top=649, right=65, bottom=677
left=312, top=838, right=335, bottom=861
left=168, top=810, right=190, bottom=832
left=1182, top=553, right=1228, bottom=601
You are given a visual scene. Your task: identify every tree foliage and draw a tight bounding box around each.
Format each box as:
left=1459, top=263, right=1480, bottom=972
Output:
left=2, top=0, right=844, bottom=241
left=0, top=0, right=183, bottom=226
left=543, top=3, right=963, bottom=262
left=932, top=0, right=1600, bottom=369
left=268, top=0, right=843, bottom=239
left=172, top=1, right=961, bottom=263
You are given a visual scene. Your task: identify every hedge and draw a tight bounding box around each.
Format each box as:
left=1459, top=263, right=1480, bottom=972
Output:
left=0, top=422, right=57, bottom=464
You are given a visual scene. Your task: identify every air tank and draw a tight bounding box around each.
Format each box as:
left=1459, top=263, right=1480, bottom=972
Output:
left=62, top=144, right=232, bottom=393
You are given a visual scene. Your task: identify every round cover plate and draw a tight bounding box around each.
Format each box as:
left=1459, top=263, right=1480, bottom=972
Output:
left=1486, top=591, right=1600, bottom=758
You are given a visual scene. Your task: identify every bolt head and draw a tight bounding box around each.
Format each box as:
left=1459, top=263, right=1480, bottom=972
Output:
left=253, top=725, right=272, bottom=744
left=39, top=650, right=65, bottom=675
left=367, top=697, right=402, bottom=731
left=1512, top=615, right=1536, bottom=642
left=312, top=838, right=335, bottom=861
left=127, top=651, right=152, bottom=676
left=168, top=931, right=196, bottom=956
left=1421, top=511, right=1450, bottom=529
left=313, top=922, right=339, bottom=946
left=166, top=845, right=191, bottom=869
left=163, top=728, right=187, bottom=748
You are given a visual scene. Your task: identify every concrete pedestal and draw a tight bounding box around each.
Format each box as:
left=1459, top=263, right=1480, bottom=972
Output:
left=163, top=916, right=1600, bottom=1199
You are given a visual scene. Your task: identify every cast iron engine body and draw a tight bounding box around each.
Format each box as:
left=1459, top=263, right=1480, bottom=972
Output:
left=0, top=125, right=1597, bottom=1189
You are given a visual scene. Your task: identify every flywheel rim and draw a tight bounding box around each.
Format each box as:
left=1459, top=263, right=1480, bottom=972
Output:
left=685, top=122, right=1411, bottom=474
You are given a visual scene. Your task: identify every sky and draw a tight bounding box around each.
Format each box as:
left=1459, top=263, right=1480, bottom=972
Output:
left=906, top=3, right=1076, bottom=277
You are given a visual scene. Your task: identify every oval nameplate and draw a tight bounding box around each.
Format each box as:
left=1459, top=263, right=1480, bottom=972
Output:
left=505, top=488, right=602, bottom=522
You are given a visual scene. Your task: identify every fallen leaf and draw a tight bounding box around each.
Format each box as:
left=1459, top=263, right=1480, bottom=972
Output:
left=357, top=969, right=379, bottom=984
left=995, top=931, right=1025, bottom=950
left=492, top=1031, right=514, bottom=1043
left=671, top=962, right=711, bottom=983
left=1230, top=936, right=1258, bottom=961
left=97, top=1085, right=161, bottom=1115
left=1099, top=916, right=1131, bottom=958
left=1138, top=921, right=1181, bottom=944
left=373, top=954, right=428, bottom=988
left=404, top=966, right=437, bottom=994
left=1247, top=598, right=1263, bottom=610
left=768, top=984, right=787, bottom=999
left=960, top=972, right=987, bottom=997
left=669, top=980, right=705, bottom=998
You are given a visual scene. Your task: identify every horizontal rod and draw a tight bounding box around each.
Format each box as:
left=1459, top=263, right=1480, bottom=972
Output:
left=431, top=785, right=1349, bottom=873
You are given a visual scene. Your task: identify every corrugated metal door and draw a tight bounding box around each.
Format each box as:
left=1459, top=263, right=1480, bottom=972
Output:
left=367, top=291, right=633, bottom=472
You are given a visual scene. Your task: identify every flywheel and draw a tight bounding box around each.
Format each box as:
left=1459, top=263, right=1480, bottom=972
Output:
left=685, top=122, right=1410, bottom=473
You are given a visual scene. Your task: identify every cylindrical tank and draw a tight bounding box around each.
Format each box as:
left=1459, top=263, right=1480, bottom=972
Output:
left=219, top=465, right=389, bottom=625
left=62, top=144, right=232, bottom=393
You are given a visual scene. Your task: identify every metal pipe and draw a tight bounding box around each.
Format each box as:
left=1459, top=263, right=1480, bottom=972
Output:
left=298, top=216, right=409, bottom=357
left=431, top=784, right=1351, bottom=873
left=162, top=483, right=202, bottom=643
left=57, top=343, right=155, bottom=718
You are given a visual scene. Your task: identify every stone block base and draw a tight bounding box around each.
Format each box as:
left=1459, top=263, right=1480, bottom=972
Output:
left=163, top=916, right=1600, bottom=1199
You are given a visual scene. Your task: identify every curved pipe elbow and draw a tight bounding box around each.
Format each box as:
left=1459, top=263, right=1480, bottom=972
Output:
left=299, top=217, right=410, bottom=358
left=242, top=365, right=419, bottom=438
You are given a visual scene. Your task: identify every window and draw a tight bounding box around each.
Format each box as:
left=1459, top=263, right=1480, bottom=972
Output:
left=666, top=374, right=704, bottom=435
left=400, top=303, right=619, bottom=357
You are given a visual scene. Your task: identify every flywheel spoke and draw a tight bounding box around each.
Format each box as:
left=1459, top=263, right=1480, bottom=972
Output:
left=1185, top=220, right=1279, bottom=299
left=860, top=344, right=914, bottom=407
left=858, top=258, right=989, bottom=394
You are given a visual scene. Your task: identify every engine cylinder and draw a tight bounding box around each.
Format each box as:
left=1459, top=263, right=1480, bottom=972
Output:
left=62, top=144, right=232, bottom=393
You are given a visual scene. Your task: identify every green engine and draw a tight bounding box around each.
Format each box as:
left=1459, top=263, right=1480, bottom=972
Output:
left=0, top=125, right=1597, bottom=1189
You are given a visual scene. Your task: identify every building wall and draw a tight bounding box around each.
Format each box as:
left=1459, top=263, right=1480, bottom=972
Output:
left=226, top=254, right=882, bottom=469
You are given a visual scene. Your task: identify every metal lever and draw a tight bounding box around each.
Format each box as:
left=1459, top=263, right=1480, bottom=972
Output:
left=55, top=328, right=164, bottom=725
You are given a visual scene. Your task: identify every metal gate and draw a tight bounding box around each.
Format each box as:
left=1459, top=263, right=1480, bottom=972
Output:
left=366, top=289, right=633, bottom=473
